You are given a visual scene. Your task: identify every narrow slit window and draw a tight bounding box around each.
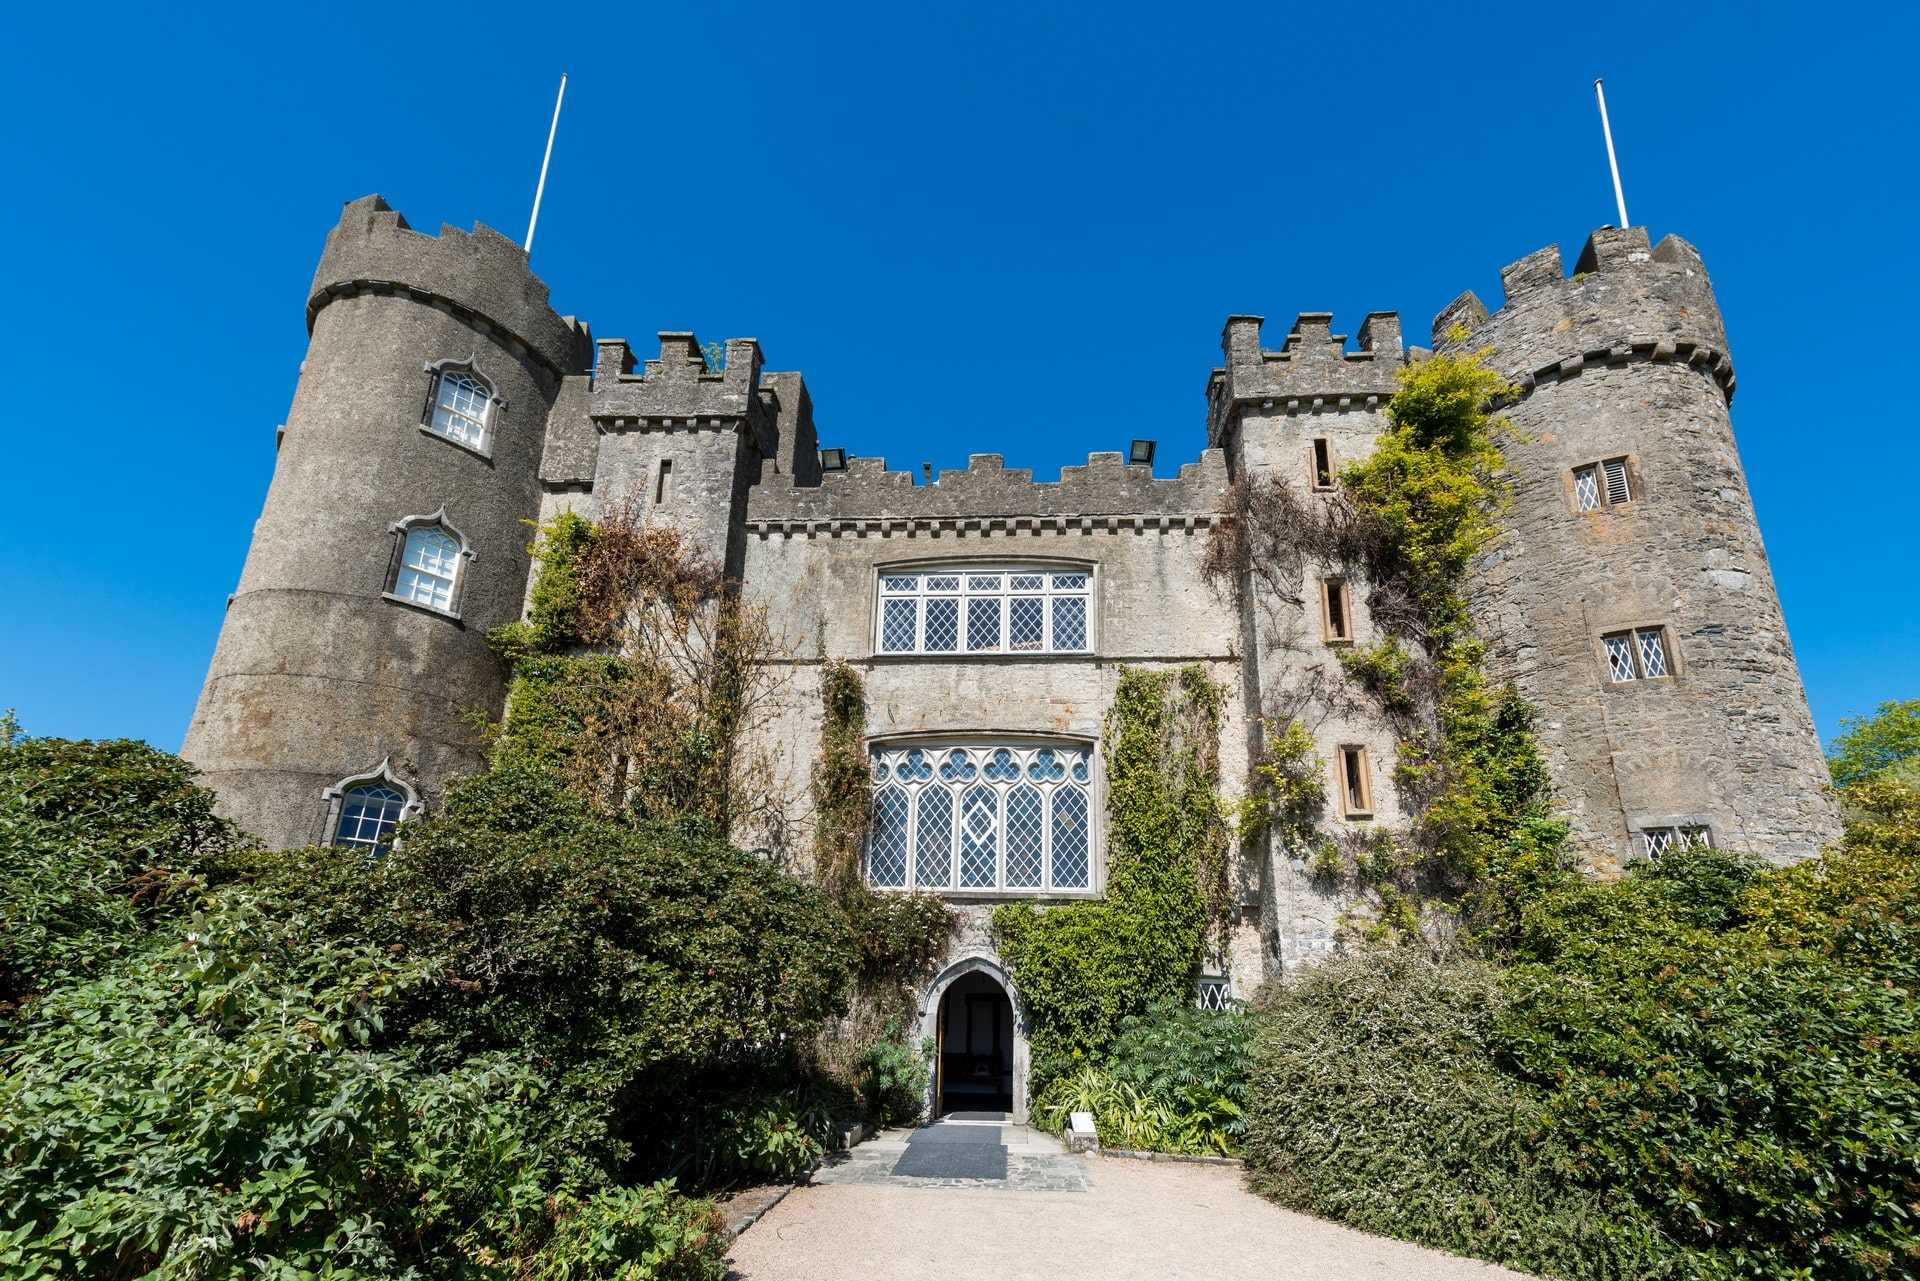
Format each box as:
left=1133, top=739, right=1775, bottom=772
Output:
left=1603, top=627, right=1672, bottom=683
left=1311, top=438, right=1335, bottom=490
left=1338, top=745, right=1373, bottom=817
left=1322, top=579, right=1351, bottom=643
left=655, top=458, right=673, bottom=505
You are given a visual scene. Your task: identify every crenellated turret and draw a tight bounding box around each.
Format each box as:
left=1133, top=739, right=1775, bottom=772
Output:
left=183, top=196, right=591, bottom=848
left=1448, top=226, right=1839, bottom=869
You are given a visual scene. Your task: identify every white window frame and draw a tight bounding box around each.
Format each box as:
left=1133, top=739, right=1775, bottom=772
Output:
left=421, top=356, right=505, bottom=458
left=321, top=758, right=421, bottom=851
left=874, top=564, right=1094, bottom=656
left=1572, top=456, right=1634, bottom=513
left=1639, top=823, right=1713, bottom=859
left=383, top=507, right=474, bottom=619
left=865, top=740, right=1099, bottom=896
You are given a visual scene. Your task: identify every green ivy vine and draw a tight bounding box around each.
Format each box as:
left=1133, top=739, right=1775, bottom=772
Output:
left=993, top=664, right=1228, bottom=1097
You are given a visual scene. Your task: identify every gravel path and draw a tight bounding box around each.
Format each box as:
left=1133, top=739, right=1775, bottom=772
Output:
left=728, top=1133, right=1533, bottom=1281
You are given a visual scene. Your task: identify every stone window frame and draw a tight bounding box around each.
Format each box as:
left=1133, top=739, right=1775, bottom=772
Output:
left=1598, top=623, right=1678, bottom=685
left=1335, top=744, right=1374, bottom=819
left=1628, top=814, right=1716, bottom=861
left=870, top=558, right=1097, bottom=658
left=1567, top=453, right=1639, bottom=515
left=320, top=757, right=422, bottom=852
left=1310, top=437, right=1338, bottom=492
left=419, top=355, right=506, bottom=459
left=863, top=733, right=1104, bottom=900
left=1320, top=577, right=1353, bottom=645
left=381, top=505, right=475, bottom=622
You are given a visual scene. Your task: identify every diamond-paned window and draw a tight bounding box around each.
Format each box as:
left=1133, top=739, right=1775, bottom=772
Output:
left=1603, top=627, right=1674, bottom=683
left=1573, top=466, right=1601, bottom=512
left=1196, top=977, right=1233, bottom=1012
left=875, top=566, right=1093, bottom=654
left=868, top=742, right=1096, bottom=892
left=1642, top=824, right=1711, bottom=859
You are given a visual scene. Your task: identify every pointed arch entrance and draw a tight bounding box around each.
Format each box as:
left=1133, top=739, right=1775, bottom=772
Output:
left=918, top=954, right=1030, bottom=1122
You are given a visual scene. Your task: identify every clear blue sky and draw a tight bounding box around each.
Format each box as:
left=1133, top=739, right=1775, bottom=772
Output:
left=1, top=1, right=1910, bottom=751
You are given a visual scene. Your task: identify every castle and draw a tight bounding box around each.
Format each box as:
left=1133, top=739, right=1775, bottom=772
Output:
left=184, top=195, right=1840, bottom=1120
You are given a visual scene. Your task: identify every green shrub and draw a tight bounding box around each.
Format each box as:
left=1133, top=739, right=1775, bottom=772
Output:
left=0, top=737, right=249, bottom=1021
left=523, top=1184, right=727, bottom=1281
left=1243, top=947, right=1662, bottom=1281
left=1037, top=1000, right=1252, bottom=1156
left=855, top=1028, right=933, bottom=1127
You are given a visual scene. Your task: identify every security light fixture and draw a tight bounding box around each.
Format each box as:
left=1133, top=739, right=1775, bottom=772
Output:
left=1128, top=439, right=1156, bottom=466
left=820, top=447, right=847, bottom=472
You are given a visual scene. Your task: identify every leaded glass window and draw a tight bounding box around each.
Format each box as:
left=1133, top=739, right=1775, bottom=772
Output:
left=866, top=743, right=1095, bottom=892
left=876, top=567, right=1093, bottom=654
left=1196, top=976, right=1232, bottom=1012
left=1572, top=457, right=1633, bottom=511
left=395, top=526, right=462, bottom=612
left=428, top=370, right=493, bottom=450
left=1573, top=466, right=1601, bottom=512
left=1603, top=627, right=1673, bottom=683
left=334, top=783, right=406, bottom=850
left=1642, top=824, right=1711, bottom=858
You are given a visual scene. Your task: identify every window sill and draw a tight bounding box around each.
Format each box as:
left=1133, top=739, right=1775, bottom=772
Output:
left=1323, top=637, right=1353, bottom=647
left=381, top=591, right=464, bottom=625
left=868, top=650, right=1096, bottom=662
left=1338, top=810, right=1374, bottom=822
left=418, top=423, right=494, bottom=462
left=870, top=887, right=1103, bottom=902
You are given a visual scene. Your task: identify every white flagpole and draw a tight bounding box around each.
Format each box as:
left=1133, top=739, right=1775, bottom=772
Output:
left=1594, top=78, right=1629, bottom=228
left=525, top=73, right=568, bottom=256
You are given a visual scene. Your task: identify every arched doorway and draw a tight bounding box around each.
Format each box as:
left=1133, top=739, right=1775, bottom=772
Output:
left=918, top=955, right=1029, bottom=1122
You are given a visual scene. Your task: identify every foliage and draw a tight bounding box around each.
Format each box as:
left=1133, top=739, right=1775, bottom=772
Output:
left=229, top=763, right=856, bottom=1187
left=523, top=1184, right=727, bottom=1281
left=1828, top=698, right=1920, bottom=789
left=487, top=507, right=787, bottom=840
left=996, top=666, right=1227, bottom=1095
left=1244, top=947, right=1663, bottom=1281
left=1, top=736, right=249, bottom=1023
left=806, top=661, right=952, bottom=1123
left=1036, top=999, right=1252, bottom=1156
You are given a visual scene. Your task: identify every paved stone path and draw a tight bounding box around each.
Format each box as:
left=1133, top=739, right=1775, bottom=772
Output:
left=728, top=1120, right=1533, bottom=1280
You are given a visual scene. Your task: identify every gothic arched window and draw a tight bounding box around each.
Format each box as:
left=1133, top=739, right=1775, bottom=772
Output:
left=421, top=358, right=503, bottom=455
left=384, top=508, right=472, bottom=617
left=322, top=759, right=418, bottom=852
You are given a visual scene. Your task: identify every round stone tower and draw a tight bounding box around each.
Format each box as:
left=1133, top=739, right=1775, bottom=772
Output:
left=183, top=195, right=592, bottom=848
left=1437, top=226, right=1840, bottom=870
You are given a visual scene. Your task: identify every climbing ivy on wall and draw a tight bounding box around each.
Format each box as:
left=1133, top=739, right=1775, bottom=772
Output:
left=1207, top=342, right=1569, bottom=940
left=993, top=664, right=1228, bottom=1095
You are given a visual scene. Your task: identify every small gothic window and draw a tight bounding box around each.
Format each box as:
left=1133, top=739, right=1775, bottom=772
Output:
left=1573, top=457, right=1633, bottom=512
left=333, top=783, right=407, bottom=850
left=1311, top=438, right=1336, bottom=491
left=1321, top=578, right=1351, bottom=643
left=394, top=525, right=462, bottom=612
left=425, top=366, right=496, bottom=451
left=1603, top=627, right=1671, bottom=683
left=1337, top=745, right=1373, bottom=818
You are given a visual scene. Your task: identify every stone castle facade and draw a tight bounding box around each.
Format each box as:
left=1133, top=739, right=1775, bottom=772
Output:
left=184, top=196, right=1840, bottom=1116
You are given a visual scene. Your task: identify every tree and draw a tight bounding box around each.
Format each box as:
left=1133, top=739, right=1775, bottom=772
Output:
left=1828, top=698, right=1920, bottom=788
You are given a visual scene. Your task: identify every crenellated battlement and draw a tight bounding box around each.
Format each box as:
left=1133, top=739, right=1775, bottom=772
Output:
left=589, top=332, right=779, bottom=460
left=1206, top=311, right=1405, bottom=447
left=1436, top=226, right=1735, bottom=402
left=306, top=195, right=592, bottom=378
left=746, top=448, right=1231, bottom=525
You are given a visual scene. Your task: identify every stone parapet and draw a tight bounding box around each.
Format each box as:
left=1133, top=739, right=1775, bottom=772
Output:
left=745, top=449, right=1231, bottom=522
left=307, top=195, right=592, bottom=378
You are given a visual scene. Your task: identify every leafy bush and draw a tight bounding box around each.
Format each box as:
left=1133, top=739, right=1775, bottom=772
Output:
left=523, top=1184, right=727, bottom=1281
left=1033, top=1000, right=1251, bottom=1156
left=1244, top=948, right=1656, bottom=1281
left=228, top=764, right=857, bottom=1186
left=854, top=1028, right=932, bottom=1127
left=1, top=736, right=249, bottom=1021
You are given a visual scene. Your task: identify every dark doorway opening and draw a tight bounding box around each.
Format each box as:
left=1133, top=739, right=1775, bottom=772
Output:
left=935, top=971, right=1014, bottom=1117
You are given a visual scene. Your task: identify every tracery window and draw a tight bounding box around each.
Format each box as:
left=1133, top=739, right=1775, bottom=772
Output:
left=867, top=743, right=1094, bottom=892
left=394, top=525, right=463, bottom=612
left=876, top=567, right=1092, bottom=655
left=333, top=783, right=408, bottom=850
left=423, top=361, right=500, bottom=453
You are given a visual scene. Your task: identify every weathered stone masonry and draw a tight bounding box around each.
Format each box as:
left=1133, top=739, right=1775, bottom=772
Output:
left=186, top=198, right=1842, bottom=1032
